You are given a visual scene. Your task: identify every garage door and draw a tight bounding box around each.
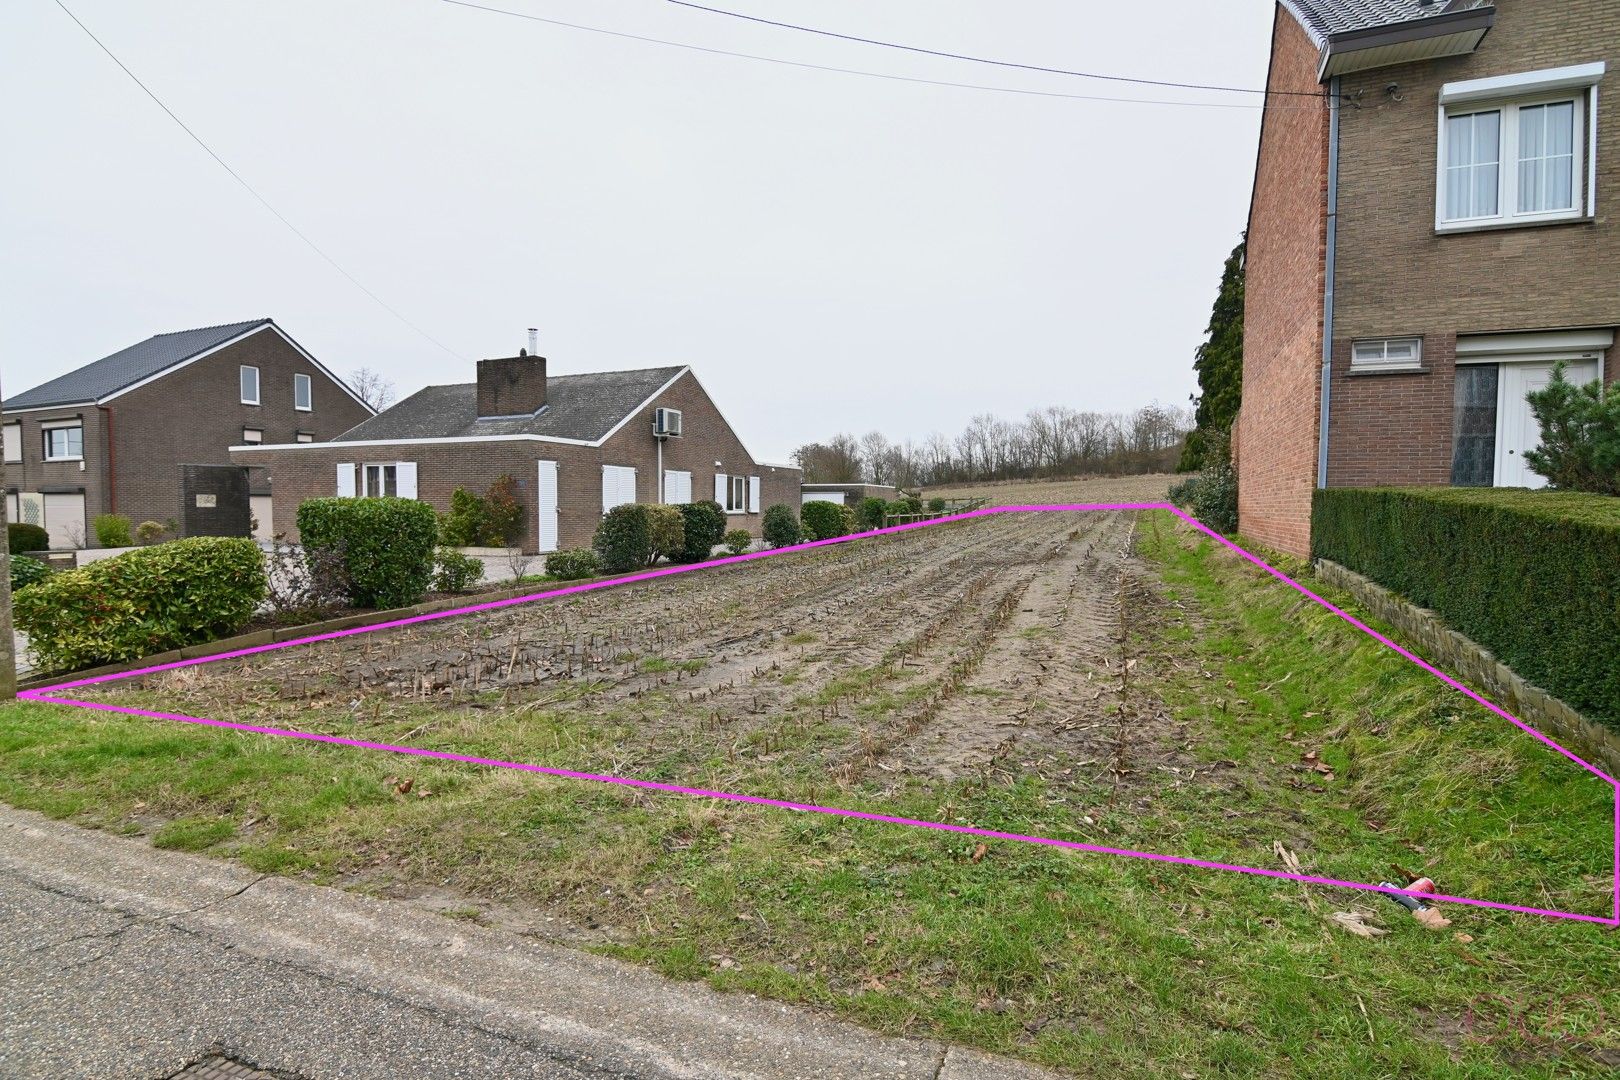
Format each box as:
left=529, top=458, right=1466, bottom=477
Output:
left=43, top=492, right=86, bottom=549
left=802, top=491, right=845, bottom=506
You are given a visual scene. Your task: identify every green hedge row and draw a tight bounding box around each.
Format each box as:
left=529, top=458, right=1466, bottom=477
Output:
left=297, top=497, right=438, bottom=609
left=1311, top=488, right=1620, bottom=729
left=14, top=537, right=266, bottom=672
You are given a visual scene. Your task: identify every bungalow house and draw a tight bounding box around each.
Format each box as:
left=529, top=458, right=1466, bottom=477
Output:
left=2, top=319, right=373, bottom=548
left=1239, top=0, right=1619, bottom=555
left=231, top=350, right=801, bottom=554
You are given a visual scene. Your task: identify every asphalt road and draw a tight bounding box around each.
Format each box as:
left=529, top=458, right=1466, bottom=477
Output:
left=0, top=805, right=1059, bottom=1080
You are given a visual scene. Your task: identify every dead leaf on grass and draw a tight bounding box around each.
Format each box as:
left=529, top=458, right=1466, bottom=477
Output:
left=1329, top=911, right=1389, bottom=938
left=1453, top=932, right=1474, bottom=944
left=394, top=777, right=414, bottom=795
left=971, top=843, right=988, bottom=864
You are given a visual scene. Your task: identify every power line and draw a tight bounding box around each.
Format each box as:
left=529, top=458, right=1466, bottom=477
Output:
left=440, top=1, right=1318, bottom=110
left=51, top=0, right=466, bottom=361
left=666, top=0, right=1324, bottom=99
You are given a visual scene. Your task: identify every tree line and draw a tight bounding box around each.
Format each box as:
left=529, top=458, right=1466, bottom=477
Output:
left=792, top=403, right=1193, bottom=487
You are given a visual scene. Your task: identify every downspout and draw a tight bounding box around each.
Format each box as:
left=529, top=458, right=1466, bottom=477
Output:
left=1315, top=80, right=1341, bottom=488
left=1316, top=77, right=1341, bottom=489
left=656, top=427, right=664, bottom=504
left=97, top=405, right=116, bottom=514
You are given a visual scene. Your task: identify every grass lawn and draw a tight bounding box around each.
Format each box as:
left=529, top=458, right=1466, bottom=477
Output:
left=1, top=512, right=1615, bottom=1077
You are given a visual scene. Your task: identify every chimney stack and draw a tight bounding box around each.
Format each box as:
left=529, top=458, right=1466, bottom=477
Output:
left=527, top=327, right=539, bottom=355
left=477, top=349, right=548, bottom=417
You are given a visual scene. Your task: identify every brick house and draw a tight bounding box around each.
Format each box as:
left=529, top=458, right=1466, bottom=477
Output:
left=231, top=352, right=801, bottom=554
left=2, top=319, right=372, bottom=548
left=1239, top=0, right=1619, bottom=555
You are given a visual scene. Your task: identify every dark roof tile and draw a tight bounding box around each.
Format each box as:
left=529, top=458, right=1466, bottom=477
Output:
left=336, top=365, right=687, bottom=445
left=5, top=319, right=272, bottom=410
left=1281, top=0, right=1489, bottom=43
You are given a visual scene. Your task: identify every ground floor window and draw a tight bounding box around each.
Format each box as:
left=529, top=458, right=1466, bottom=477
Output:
left=724, top=474, right=746, bottom=513
left=363, top=463, right=399, bottom=497
left=1450, top=365, right=1498, bottom=486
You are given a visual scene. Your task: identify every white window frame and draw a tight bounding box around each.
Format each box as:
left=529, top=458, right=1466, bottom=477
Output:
left=1436, top=63, right=1603, bottom=232
left=294, top=372, right=313, bottom=412
left=1350, top=337, right=1424, bottom=372
left=2, top=422, right=20, bottom=464
left=242, top=427, right=263, bottom=445
left=41, top=421, right=83, bottom=462
left=362, top=462, right=399, bottom=497
left=240, top=365, right=261, bottom=405
left=723, top=474, right=748, bottom=514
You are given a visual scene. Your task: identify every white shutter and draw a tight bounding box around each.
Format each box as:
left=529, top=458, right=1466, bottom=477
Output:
left=395, top=461, right=418, bottom=499
left=336, top=463, right=356, bottom=497
left=748, top=476, right=761, bottom=514
left=664, top=470, right=692, bottom=505
left=603, top=465, right=637, bottom=513
left=537, top=460, right=559, bottom=552
left=714, top=472, right=728, bottom=506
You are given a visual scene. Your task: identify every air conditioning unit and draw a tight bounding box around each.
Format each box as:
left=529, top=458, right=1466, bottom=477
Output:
left=654, top=407, right=683, bottom=438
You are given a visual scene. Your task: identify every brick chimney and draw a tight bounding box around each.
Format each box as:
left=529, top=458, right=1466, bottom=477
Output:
left=476, top=353, right=547, bottom=417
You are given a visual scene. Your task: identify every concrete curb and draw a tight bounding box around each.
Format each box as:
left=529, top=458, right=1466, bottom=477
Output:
left=0, top=806, right=1064, bottom=1079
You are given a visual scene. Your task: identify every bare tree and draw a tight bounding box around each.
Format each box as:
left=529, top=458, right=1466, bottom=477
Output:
left=348, top=367, right=397, bottom=412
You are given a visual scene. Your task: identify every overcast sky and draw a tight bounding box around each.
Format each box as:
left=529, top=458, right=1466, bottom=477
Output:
left=2, top=1, right=1273, bottom=461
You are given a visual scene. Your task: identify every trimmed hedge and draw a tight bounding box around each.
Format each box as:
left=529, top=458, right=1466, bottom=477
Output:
left=801, top=500, right=848, bottom=542
left=762, top=504, right=801, bottom=548
left=9, top=523, right=48, bottom=554
left=94, top=514, right=133, bottom=548
left=10, top=555, right=50, bottom=593
left=674, top=501, right=727, bottom=563
left=594, top=504, right=654, bottom=573
left=1312, top=487, right=1620, bottom=728
left=546, top=549, right=599, bottom=580
left=297, top=497, right=438, bottom=609
left=14, top=537, right=266, bottom=672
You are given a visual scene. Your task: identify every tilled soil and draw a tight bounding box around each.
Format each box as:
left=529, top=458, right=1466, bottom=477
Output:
left=99, top=506, right=1201, bottom=797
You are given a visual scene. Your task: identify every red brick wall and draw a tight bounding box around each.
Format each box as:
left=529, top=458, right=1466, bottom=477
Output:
left=1236, top=8, right=1330, bottom=557
left=234, top=370, right=800, bottom=554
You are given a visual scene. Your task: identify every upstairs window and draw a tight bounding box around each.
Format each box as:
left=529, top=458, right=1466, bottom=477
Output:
left=1437, top=64, right=1603, bottom=231
left=3, top=422, right=20, bottom=464
left=294, top=373, right=312, bottom=411
left=42, top=423, right=83, bottom=461
left=240, top=365, right=260, bottom=405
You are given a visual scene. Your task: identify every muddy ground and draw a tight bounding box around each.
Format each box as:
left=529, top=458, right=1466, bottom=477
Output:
left=93, top=480, right=1211, bottom=806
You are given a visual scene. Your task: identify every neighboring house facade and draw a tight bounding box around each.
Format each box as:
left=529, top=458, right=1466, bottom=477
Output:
left=1239, top=0, right=1620, bottom=555
left=2, top=319, right=372, bottom=548
left=231, top=352, right=801, bottom=554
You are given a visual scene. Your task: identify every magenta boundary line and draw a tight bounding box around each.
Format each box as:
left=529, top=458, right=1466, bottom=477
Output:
left=16, top=503, right=1620, bottom=927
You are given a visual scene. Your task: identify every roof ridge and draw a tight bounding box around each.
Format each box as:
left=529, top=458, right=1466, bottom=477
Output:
left=149, top=317, right=271, bottom=339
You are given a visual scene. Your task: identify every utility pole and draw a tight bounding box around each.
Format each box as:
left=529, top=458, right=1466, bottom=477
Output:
left=0, top=372, right=16, bottom=698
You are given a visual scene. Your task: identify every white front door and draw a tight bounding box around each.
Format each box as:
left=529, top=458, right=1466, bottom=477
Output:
left=1495, top=359, right=1600, bottom=488
left=536, top=460, right=559, bottom=553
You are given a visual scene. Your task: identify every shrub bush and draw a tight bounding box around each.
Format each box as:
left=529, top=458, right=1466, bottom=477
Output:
left=1312, top=487, right=1620, bottom=729
left=1182, top=428, right=1237, bottom=535
left=927, top=497, right=947, bottom=514
left=297, top=496, right=438, bottom=609
left=674, top=500, right=727, bottom=563
left=723, top=529, right=752, bottom=556
left=94, top=514, right=133, bottom=548
left=8, top=523, right=49, bottom=554
left=10, top=555, right=49, bottom=593
left=135, top=520, right=166, bottom=545
left=546, top=548, right=600, bottom=580
left=647, top=504, right=686, bottom=565
left=440, top=487, right=487, bottom=547
left=801, top=500, right=848, bottom=542
left=433, top=547, right=485, bottom=592
left=482, top=474, right=525, bottom=545
left=857, top=497, right=888, bottom=531
left=1523, top=364, right=1620, bottom=495
left=762, top=504, right=801, bottom=548
left=13, top=536, right=267, bottom=672
left=593, top=503, right=654, bottom=573
left=1167, top=475, right=1203, bottom=507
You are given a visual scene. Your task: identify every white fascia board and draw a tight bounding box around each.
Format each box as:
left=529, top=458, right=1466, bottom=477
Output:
left=99, top=321, right=378, bottom=414
left=1441, top=62, right=1606, bottom=105
left=1456, top=328, right=1615, bottom=356
left=757, top=461, right=801, bottom=471
left=591, top=367, right=691, bottom=448
left=231, top=431, right=597, bottom=452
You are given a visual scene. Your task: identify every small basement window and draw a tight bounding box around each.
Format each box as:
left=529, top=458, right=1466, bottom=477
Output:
left=242, top=428, right=263, bottom=445
left=1351, top=337, right=1423, bottom=371
left=296, top=432, right=315, bottom=444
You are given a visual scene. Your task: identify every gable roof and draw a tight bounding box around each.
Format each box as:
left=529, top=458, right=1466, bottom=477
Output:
left=1280, top=0, right=1488, bottom=44
left=335, top=365, right=688, bottom=445
left=5, top=319, right=273, bottom=411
